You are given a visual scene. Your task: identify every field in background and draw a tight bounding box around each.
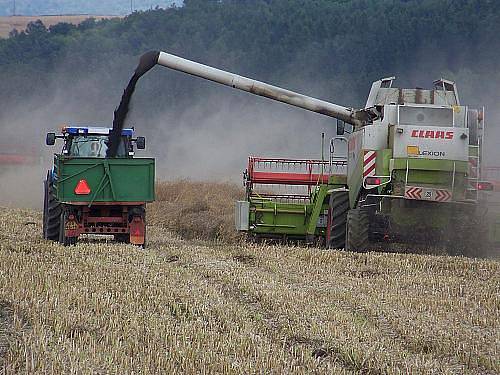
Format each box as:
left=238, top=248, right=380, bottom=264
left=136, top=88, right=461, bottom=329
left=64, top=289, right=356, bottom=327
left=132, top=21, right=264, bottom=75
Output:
left=0, top=15, right=120, bottom=37
left=149, top=180, right=245, bottom=243
left=0, top=181, right=498, bottom=373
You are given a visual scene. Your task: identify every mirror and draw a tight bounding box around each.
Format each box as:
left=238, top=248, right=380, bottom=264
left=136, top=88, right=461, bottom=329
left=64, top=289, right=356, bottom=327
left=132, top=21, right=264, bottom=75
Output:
left=136, top=136, right=146, bottom=150
left=46, top=132, right=56, bottom=146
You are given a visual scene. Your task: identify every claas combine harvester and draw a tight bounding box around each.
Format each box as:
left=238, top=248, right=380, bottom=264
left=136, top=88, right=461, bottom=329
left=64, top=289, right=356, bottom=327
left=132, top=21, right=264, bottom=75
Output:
left=135, top=51, right=496, bottom=255
left=236, top=77, right=493, bottom=255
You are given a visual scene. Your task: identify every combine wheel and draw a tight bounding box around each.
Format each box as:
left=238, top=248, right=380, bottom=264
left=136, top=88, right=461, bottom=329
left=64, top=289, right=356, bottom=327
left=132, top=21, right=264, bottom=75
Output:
left=328, top=191, right=349, bottom=249
left=447, top=215, right=483, bottom=257
left=43, top=174, right=61, bottom=241
left=346, top=208, right=370, bottom=252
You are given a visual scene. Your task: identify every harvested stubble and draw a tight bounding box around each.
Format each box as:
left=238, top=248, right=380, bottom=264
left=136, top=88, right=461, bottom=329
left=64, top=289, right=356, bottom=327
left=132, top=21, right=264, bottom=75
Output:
left=0, top=200, right=499, bottom=373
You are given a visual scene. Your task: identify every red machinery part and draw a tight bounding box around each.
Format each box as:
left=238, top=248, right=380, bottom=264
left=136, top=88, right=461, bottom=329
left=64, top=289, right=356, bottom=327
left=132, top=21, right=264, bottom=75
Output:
left=477, top=181, right=494, bottom=191
left=247, top=157, right=336, bottom=186
left=0, top=154, right=37, bottom=165
left=129, top=216, right=145, bottom=245
left=74, top=179, right=91, bottom=195
left=365, top=176, right=382, bottom=186
left=64, top=214, right=80, bottom=238
left=482, top=167, right=500, bottom=192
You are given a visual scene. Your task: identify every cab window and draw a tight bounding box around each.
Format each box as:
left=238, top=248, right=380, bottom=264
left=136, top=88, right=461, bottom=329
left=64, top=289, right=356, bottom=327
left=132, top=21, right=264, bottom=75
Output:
left=68, top=136, right=128, bottom=157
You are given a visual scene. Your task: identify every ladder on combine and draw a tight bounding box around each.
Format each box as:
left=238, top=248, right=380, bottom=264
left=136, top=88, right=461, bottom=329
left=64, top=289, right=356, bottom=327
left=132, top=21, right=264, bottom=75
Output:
left=467, top=107, right=485, bottom=201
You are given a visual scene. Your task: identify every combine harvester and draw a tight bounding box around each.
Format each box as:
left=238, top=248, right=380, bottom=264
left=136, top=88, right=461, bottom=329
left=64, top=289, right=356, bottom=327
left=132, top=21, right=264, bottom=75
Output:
left=112, top=51, right=499, bottom=255
left=138, top=51, right=495, bottom=255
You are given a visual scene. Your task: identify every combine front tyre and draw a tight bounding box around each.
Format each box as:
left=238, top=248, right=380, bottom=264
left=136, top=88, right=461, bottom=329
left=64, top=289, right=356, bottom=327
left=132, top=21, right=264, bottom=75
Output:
left=328, top=191, right=349, bottom=249
left=346, top=208, right=370, bottom=252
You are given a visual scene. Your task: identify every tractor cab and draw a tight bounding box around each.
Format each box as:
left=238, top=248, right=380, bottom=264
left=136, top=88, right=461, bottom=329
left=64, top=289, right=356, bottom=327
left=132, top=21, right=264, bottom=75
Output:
left=46, top=126, right=145, bottom=158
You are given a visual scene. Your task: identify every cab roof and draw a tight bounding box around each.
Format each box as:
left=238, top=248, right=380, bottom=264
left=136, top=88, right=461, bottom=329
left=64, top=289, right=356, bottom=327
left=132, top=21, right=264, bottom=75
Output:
left=63, top=127, right=134, bottom=136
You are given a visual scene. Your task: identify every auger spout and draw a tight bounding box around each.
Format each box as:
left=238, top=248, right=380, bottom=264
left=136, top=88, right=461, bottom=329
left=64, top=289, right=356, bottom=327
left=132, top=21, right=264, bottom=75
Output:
left=155, top=51, right=363, bottom=127
left=108, top=50, right=365, bottom=156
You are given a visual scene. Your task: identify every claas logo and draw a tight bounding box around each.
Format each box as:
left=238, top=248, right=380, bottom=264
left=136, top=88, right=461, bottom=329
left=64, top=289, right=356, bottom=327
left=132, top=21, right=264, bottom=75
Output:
left=411, top=129, right=454, bottom=139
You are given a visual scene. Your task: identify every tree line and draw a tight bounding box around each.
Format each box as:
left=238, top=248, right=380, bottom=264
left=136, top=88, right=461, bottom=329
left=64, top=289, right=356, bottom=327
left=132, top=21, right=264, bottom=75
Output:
left=0, top=0, right=499, bottom=129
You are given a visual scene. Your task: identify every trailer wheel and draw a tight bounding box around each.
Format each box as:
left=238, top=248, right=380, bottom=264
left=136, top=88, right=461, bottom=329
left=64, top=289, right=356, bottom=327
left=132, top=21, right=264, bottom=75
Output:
left=114, top=234, right=130, bottom=244
left=141, top=225, right=147, bottom=249
left=44, top=174, right=62, bottom=241
left=346, top=208, right=370, bottom=252
left=328, top=191, right=349, bottom=249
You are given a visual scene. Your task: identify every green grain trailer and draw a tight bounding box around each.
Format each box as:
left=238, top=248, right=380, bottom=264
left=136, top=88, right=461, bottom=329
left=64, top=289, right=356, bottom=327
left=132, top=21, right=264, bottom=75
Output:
left=43, top=126, right=155, bottom=246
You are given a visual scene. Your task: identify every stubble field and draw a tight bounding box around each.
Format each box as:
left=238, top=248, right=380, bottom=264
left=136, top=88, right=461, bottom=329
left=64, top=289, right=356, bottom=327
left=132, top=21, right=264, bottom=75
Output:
left=0, top=181, right=498, bottom=374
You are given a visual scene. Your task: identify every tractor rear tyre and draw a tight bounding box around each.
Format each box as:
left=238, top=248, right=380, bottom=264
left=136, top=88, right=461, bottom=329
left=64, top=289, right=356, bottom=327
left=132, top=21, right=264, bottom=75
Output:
left=42, top=179, right=48, bottom=239
left=346, top=208, right=370, bottom=252
left=328, top=191, right=349, bottom=249
left=43, top=174, right=62, bottom=241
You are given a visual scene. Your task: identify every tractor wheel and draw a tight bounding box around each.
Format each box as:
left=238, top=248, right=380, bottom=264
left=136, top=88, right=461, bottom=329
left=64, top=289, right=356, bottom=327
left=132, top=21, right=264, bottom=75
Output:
left=346, top=208, right=370, bottom=252
left=59, top=210, right=77, bottom=246
left=328, top=191, right=349, bottom=249
left=42, top=179, right=48, bottom=239
left=44, top=176, right=62, bottom=241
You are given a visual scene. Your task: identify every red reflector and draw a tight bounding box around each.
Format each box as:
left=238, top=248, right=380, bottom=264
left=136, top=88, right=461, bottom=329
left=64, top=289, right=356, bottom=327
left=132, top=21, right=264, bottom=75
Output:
left=477, top=181, right=493, bottom=191
left=366, top=177, right=382, bottom=185
left=74, top=179, right=91, bottom=195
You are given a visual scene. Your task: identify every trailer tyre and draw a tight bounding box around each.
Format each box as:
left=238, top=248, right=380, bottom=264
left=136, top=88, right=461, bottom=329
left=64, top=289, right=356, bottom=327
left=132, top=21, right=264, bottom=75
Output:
left=43, top=173, right=62, bottom=241
left=328, top=191, right=349, bottom=249
left=346, top=208, right=370, bottom=252
left=114, top=234, right=131, bottom=244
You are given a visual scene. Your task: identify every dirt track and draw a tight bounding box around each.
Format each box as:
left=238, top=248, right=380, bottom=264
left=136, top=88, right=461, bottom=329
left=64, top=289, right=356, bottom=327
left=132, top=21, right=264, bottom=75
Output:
left=0, top=207, right=498, bottom=373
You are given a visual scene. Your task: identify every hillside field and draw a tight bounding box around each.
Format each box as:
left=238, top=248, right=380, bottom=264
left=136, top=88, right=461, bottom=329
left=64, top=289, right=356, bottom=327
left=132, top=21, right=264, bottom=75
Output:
left=0, top=15, right=120, bottom=37
left=0, top=181, right=498, bottom=373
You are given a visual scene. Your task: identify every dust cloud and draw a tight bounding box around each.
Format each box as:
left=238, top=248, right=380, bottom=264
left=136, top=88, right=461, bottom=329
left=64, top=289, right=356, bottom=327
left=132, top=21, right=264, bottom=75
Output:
left=0, top=53, right=341, bottom=209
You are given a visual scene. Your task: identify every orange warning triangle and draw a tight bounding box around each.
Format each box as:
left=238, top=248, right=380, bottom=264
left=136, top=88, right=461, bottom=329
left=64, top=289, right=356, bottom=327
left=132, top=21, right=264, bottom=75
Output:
left=74, top=179, right=91, bottom=195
